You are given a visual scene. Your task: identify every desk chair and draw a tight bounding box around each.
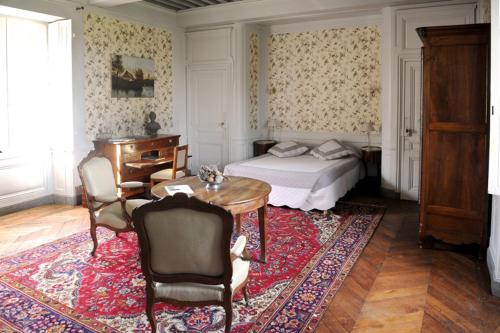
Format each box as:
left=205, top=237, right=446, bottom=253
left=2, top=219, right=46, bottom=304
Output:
left=150, top=145, right=188, bottom=186
left=78, top=151, right=150, bottom=256
left=133, top=193, right=250, bottom=333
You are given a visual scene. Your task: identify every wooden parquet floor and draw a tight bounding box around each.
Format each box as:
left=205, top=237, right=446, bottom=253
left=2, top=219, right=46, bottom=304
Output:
left=0, top=195, right=499, bottom=332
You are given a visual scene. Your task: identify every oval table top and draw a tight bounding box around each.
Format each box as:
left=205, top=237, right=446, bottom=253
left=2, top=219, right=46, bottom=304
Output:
left=151, top=176, right=272, bottom=207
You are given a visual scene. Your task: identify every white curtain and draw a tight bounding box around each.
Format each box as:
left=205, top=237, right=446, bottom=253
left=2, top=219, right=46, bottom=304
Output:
left=48, top=19, right=72, bottom=152
left=48, top=19, right=73, bottom=197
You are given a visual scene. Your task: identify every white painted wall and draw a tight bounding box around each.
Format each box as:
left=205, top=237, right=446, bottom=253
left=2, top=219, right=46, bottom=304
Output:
left=0, top=0, right=185, bottom=208
left=488, top=0, right=500, bottom=297
left=381, top=1, right=476, bottom=194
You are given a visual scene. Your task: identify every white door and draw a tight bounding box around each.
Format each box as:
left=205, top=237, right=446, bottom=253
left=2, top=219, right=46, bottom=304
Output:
left=188, top=63, right=231, bottom=173
left=400, top=57, right=422, bottom=201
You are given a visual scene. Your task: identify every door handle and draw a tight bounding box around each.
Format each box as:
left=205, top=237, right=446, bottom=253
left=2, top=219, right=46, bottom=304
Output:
left=405, top=128, right=412, bottom=137
left=219, top=122, right=225, bottom=128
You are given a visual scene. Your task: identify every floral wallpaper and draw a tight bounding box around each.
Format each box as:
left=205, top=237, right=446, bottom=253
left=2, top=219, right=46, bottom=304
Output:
left=84, top=14, right=173, bottom=139
left=267, top=26, right=381, bottom=134
left=249, top=32, right=259, bottom=130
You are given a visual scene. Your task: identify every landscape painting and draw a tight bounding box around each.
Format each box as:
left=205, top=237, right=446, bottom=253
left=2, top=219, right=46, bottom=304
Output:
left=111, top=55, right=155, bottom=98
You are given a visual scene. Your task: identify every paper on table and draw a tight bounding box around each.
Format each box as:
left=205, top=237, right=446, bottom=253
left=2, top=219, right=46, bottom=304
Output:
left=165, top=185, right=194, bottom=196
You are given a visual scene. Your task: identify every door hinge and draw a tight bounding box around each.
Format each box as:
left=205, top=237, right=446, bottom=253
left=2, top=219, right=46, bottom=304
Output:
left=492, top=105, right=495, bottom=116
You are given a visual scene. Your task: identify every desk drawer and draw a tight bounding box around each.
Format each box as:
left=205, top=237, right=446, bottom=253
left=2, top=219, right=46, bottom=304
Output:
left=121, top=137, right=179, bottom=154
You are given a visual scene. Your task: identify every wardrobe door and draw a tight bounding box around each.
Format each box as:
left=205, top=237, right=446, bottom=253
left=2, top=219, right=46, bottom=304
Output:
left=418, top=24, right=490, bottom=251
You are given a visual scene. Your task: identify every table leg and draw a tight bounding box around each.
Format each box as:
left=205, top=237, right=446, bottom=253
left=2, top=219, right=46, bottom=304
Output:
left=235, top=214, right=241, bottom=235
left=258, top=205, right=268, bottom=263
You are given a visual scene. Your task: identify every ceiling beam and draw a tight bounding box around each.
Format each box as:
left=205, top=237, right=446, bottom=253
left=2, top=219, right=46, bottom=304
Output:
left=144, top=0, right=187, bottom=10
left=177, top=0, right=447, bottom=27
left=183, top=0, right=210, bottom=6
left=87, top=0, right=141, bottom=7
left=163, top=0, right=197, bottom=8
left=198, top=0, right=220, bottom=5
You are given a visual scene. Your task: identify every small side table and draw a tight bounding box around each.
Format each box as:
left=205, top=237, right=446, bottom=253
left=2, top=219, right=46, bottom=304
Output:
left=361, top=146, right=382, bottom=191
left=253, top=140, right=277, bottom=157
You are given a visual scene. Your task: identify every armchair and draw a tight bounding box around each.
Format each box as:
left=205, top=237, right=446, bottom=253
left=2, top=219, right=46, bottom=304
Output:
left=78, top=151, right=150, bottom=256
left=133, top=193, right=250, bottom=333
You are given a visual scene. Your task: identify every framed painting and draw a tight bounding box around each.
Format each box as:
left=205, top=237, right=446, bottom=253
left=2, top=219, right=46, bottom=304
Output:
left=111, top=54, right=155, bottom=98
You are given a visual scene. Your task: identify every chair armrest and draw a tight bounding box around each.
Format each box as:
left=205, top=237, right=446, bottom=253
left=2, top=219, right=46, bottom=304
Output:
left=118, top=181, right=148, bottom=189
left=230, top=236, right=247, bottom=258
left=118, top=182, right=151, bottom=199
left=94, top=194, right=119, bottom=203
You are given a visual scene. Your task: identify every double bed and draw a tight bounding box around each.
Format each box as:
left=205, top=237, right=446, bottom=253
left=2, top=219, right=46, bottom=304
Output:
left=224, top=153, right=363, bottom=211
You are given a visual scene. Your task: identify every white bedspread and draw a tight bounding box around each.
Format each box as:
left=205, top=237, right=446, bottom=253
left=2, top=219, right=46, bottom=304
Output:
left=224, top=154, right=362, bottom=211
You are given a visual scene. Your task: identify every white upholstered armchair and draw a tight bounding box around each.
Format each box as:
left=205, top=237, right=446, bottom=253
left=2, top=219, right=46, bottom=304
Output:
left=78, top=151, right=150, bottom=256
left=133, top=193, right=250, bottom=333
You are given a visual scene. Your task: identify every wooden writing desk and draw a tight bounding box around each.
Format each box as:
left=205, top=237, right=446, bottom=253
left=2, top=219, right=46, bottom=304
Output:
left=93, top=134, right=180, bottom=197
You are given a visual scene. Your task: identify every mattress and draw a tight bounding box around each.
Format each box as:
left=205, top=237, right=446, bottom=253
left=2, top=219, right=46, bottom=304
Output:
left=223, top=154, right=362, bottom=211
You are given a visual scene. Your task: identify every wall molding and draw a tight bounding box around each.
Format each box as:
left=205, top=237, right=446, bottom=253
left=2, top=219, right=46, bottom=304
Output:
left=271, top=130, right=380, bottom=147
left=269, top=14, right=382, bottom=34
left=0, top=195, right=55, bottom=216
left=487, top=247, right=500, bottom=297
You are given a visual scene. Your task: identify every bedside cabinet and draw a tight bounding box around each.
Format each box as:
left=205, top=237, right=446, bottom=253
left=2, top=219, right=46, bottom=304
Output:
left=253, top=140, right=277, bottom=157
left=361, top=146, right=381, bottom=191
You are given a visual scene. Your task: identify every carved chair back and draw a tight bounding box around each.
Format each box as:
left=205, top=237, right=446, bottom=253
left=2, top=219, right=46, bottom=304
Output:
left=172, top=145, right=189, bottom=179
left=133, top=193, right=233, bottom=288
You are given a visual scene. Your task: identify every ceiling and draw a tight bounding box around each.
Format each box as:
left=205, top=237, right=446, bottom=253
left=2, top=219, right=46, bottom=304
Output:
left=143, top=0, right=243, bottom=11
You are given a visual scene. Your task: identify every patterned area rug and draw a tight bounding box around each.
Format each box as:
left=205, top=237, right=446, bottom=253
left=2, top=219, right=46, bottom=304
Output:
left=0, top=202, right=385, bottom=332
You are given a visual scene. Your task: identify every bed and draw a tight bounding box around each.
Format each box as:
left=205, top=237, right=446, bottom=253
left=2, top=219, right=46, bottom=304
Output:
left=223, top=153, right=363, bottom=211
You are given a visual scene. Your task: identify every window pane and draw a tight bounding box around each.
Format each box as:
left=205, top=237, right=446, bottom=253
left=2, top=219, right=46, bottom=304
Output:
left=6, top=17, right=48, bottom=151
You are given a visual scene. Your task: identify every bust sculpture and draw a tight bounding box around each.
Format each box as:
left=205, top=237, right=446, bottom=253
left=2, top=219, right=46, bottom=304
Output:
left=145, top=111, right=161, bottom=136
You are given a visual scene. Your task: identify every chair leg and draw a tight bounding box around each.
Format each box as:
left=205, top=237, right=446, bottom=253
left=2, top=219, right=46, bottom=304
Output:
left=223, top=301, right=233, bottom=333
left=146, top=286, right=157, bottom=333
left=242, top=285, right=249, bottom=307
left=90, top=223, right=98, bottom=256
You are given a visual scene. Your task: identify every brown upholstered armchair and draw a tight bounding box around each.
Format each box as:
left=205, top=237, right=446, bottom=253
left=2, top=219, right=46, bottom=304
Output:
left=78, top=151, right=150, bottom=256
left=133, top=193, right=250, bottom=333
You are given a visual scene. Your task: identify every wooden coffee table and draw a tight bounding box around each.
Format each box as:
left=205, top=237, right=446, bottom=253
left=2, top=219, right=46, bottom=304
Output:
left=151, top=176, right=272, bottom=263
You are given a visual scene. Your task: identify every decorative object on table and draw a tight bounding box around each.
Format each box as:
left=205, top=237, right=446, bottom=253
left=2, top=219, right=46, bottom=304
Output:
left=0, top=202, right=385, bottom=333
left=361, top=121, right=375, bottom=148
left=144, top=111, right=161, bottom=136
left=111, top=54, right=155, bottom=98
left=197, top=164, right=224, bottom=189
left=253, top=139, right=278, bottom=157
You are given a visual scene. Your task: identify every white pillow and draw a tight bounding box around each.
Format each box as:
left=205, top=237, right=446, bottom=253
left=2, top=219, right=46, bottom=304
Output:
left=310, top=139, right=353, bottom=160
left=268, top=141, right=309, bottom=158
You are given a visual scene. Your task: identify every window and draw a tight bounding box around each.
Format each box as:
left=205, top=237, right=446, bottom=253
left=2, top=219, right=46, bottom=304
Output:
left=0, top=16, right=49, bottom=155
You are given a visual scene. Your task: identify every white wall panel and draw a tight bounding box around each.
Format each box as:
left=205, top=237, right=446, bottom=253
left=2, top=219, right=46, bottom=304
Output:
left=187, top=29, right=232, bottom=63
left=396, top=4, right=476, bottom=51
left=0, top=153, right=52, bottom=208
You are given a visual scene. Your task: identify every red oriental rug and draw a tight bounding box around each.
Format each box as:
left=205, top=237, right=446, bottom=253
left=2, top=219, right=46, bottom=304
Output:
left=0, top=202, right=385, bottom=332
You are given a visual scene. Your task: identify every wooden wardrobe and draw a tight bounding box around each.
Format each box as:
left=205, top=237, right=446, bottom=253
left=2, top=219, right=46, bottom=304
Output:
left=417, top=24, right=490, bottom=253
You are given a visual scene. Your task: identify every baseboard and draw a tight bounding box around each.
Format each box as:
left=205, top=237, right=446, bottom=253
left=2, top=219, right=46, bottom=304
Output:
left=0, top=194, right=80, bottom=216
left=53, top=194, right=79, bottom=206
left=380, top=187, right=399, bottom=199
left=487, top=247, right=500, bottom=297
left=0, top=195, right=55, bottom=216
